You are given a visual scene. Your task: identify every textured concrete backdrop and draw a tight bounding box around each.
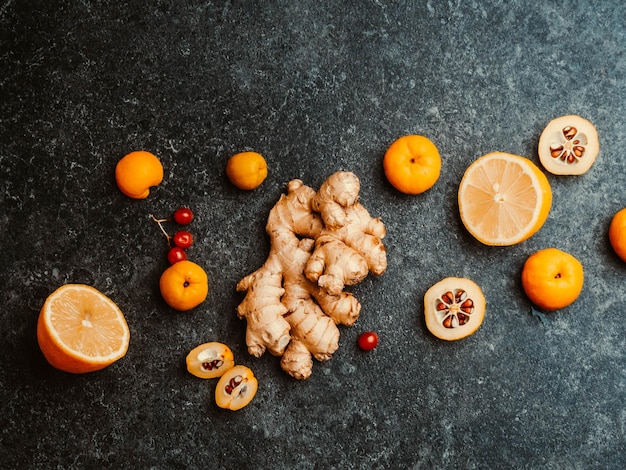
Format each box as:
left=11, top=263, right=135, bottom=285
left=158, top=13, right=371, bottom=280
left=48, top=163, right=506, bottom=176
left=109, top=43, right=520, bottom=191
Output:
left=1, top=1, right=625, bottom=468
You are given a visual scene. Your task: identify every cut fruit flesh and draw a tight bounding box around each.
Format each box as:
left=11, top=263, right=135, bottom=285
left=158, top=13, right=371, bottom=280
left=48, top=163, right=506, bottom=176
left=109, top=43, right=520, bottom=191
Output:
left=37, top=284, right=130, bottom=373
left=215, top=365, right=258, bottom=411
left=186, top=342, right=235, bottom=379
left=458, top=152, right=552, bottom=246
left=424, top=277, right=486, bottom=341
left=538, top=115, right=599, bottom=175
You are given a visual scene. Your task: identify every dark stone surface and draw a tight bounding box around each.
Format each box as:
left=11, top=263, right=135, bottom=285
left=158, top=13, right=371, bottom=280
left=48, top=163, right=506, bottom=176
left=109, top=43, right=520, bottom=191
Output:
left=1, top=1, right=625, bottom=468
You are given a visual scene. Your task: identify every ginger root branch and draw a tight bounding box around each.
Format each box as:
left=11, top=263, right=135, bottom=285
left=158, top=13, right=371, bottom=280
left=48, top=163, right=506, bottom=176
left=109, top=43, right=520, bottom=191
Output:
left=235, top=171, right=386, bottom=379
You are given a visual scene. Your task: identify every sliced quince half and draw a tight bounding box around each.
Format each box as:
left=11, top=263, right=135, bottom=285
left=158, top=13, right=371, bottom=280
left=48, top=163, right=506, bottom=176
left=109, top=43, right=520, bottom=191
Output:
left=424, top=277, right=486, bottom=341
left=538, top=115, right=599, bottom=175
left=186, top=342, right=235, bottom=379
left=215, top=365, right=258, bottom=411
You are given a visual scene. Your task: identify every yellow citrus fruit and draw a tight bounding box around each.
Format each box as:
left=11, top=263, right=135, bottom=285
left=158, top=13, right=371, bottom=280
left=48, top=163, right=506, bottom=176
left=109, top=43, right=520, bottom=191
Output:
left=424, top=277, right=486, bottom=341
left=37, top=284, right=130, bottom=373
left=383, top=135, right=441, bottom=194
left=521, top=248, right=584, bottom=311
left=609, top=208, right=626, bottom=262
left=215, top=365, right=258, bottom=411
left=115, top=150, right=164, bottom=199
left=458, top=152, right=552, bottom=246
left=159, top=260, right=208, bottom=311
left=186, top=342, right=235, bottom=379
left=538, top=115, right=600, bottom=176
left=226, top=151, right=268, bottom=190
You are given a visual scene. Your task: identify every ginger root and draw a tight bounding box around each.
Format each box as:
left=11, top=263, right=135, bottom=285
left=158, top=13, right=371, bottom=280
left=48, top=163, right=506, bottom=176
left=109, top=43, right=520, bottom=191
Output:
left=236, top=172, right=386, bottom=379
left=306, top=171, right=387, bottom=295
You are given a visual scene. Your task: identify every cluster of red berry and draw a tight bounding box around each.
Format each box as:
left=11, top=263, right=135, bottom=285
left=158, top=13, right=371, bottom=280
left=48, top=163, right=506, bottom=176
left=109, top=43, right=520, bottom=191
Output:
left=151, top=208, right=196, bottom=264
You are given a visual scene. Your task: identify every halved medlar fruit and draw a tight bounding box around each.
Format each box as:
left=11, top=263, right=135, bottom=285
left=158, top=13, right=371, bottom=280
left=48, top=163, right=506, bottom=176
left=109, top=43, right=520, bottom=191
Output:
left=215, top=365, right=258, bottom=411
left=538, top=115, right=599, bottom=175
left=186, top=342, right=235, bottom=379
left=424, top=277, right=486, bottom=341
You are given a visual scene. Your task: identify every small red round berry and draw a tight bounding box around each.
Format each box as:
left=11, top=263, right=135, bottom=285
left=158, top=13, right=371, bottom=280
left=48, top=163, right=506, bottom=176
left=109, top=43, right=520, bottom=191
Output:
left=174, top=208, right=194, bottom=225
left=358, top=331, right=378, bottom=351
left=167, top=247, right=188, bottom=265
left=173, top=231, right=193, bottom=249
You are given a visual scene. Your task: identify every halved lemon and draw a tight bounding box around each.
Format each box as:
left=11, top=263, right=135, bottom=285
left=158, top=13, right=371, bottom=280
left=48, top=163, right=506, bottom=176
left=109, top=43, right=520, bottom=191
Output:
left=458, top=152, right=552, bottom=246
left=37, top=284, right=130, bottom=373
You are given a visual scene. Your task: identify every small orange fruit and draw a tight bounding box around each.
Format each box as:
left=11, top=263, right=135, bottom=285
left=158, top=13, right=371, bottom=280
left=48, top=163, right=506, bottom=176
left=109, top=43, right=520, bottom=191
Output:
left=609, top=208, right=626, bottom=262
left=226, top=151, right=268, bottom=190
left=458, top=152, right=552, bottom=246
left=215, top=365, right=258, bottom=411
left=159, top=260, right=208, bottom=311
left=538, top=115, right=600, bottom=175
left=521, top=248, right=584, bottom=311
left=383, top=135, right=441, bottom=194
left=186, top=342, right=235, bottom=379
left=424, top=277, right=486, bottom=341
left=115, top=150, right=164, bottom=199
left=37, top=284, right=130, bottom=373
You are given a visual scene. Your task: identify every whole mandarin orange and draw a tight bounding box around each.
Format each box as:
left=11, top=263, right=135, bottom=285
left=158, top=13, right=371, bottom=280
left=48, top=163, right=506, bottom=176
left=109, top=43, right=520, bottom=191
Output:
left=521, top=248, right=584, bottom=311
left=115, top=151, right=163, bottom=199
left=609, top=208, right=626, bottom=262
left=159, top=260, right=208, bottom=311
left=383, top=135, right=441, bottom=194
left=226, top=151, right=268, bottom=190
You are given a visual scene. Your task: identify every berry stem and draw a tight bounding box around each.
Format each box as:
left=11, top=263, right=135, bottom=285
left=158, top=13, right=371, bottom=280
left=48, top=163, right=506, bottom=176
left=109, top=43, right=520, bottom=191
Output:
left=150, top=214, right=173, bottom=247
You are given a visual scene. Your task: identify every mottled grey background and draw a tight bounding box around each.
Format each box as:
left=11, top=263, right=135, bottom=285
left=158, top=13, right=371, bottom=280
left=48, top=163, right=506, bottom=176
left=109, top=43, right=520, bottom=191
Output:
left=1, top=1, right=625, bottom=468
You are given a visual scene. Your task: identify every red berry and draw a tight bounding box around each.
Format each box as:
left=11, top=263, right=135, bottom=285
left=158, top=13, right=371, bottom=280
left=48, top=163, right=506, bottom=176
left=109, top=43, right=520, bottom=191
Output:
left=174, top=208, right=194, bottom=225
left=173, top=231, right=193, bottom=249
left=167, top=247, right=187, bottom=265
left=358, top=331, right=378, bottom=351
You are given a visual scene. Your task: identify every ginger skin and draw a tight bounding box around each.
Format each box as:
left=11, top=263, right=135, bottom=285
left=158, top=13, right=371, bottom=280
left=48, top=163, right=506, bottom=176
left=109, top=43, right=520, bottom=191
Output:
left=266, top=179, right=323, bottom=240
left=278, top=236, right=340, bottom=379
left=236, top=263, right=291, bottom=358
left=306, top=171, right=387, bottom=295
left=236, top=172, right=386, bottom=379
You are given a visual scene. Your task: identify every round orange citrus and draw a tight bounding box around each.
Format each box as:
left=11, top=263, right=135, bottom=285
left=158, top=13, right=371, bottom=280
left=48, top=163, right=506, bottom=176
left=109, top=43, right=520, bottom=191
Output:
left=521, top=248, right=584, bottom=311
left=458, top=152, right=552, bottom=246
left=115, top=150, right=164, bottom=199
left=159, top=260, right=208, bottom=311
left=383, top=135, right=441, bottom=194
left=226, top=151, right=268, bottom=190
left=37, top=284, right=130, bottom=373
left=609, top=208, right=626, bottom=262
